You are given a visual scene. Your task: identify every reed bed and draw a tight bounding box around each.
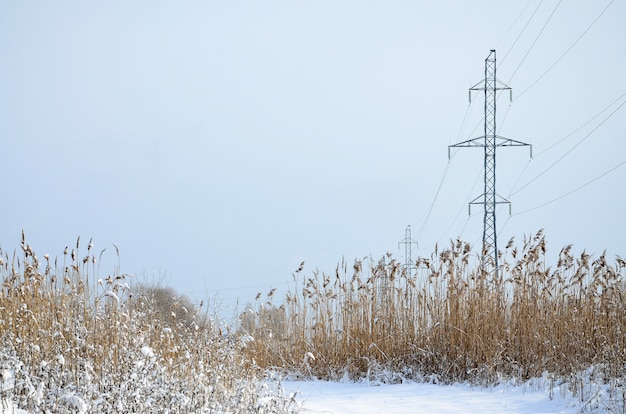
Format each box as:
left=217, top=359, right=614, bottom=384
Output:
left=243, top=230, right=626, bottom=387
left=0, top=235, right=297, bottom=413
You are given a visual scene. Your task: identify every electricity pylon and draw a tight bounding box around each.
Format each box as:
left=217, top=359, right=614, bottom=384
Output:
left=448, top=50, right=531, bottom=278
left=398, top=225, right=418, bottom=277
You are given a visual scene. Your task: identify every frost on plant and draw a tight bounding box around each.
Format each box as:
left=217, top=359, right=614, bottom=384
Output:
left=0, top=239, right=299, bottom=414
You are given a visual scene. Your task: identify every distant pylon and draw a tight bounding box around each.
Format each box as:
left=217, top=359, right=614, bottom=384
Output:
left=398, top=225, right=418, bottom=277
left=448, top=50, right=531, bottom=278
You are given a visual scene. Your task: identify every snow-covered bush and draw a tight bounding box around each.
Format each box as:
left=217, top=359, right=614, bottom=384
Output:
left=0, top=237, right=298, bottom=413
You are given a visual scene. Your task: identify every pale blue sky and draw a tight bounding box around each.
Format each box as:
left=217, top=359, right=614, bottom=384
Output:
left=1, top=1, right=624, bottom=317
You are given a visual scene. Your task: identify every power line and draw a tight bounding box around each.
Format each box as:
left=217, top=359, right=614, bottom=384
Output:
left=415, top=161, right=451, bottom=242
left=506, top=159, right=533, bottom=198
left=418, top=178, right=480, bottom=253
left=534, top=92, right=626, bottom=158
left=501, top=0, right=545, bottom=66
left=453, top=103, right=473, bottom=145
left=496, top=87, right=521, bottom=132
left=498, top=214, right=512, bottom=239
left=514, top=160, right=626, bottom=216
left=434, top=169, right=482, bottom=247
left=451, top=97, right=480, bottom=149
left=499, top=101, right=512, bottom=130
left=423, top=2, right=617, bottom=253
left=515, top=0, right=615, bottom=100
left=496, top=0, right=534, bottom=50
left=458, top=215, right=474, bottom=242
left=510, top=98, right=626, bottom=197
left=504, top=92, right=625, bottom=200
left=417, top=94, right=479, bottom=244
left=508, top=0, right=562, bottom=83
left=439, top=1, right=620, bottom=251
left=499, top=90, right=623, bottom=238
left=450, top=113, right=485, bottom=157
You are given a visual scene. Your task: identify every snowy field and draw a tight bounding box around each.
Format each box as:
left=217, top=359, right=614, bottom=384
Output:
left=0, top=377, right=611, bottom=414
left=284, top=380, right=583, bottom=414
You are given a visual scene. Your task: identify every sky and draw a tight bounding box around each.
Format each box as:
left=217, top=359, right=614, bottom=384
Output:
left=1, top=1, right=625, bottom=318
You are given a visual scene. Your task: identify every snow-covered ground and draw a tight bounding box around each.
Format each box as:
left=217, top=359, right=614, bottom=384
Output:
left=284, top=380, right=582, bottom=414
left=0, top=378, right=605, bottom=414
left=1, top=401, right=28, bottom=414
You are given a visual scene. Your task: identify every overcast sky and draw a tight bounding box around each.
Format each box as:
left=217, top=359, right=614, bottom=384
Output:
left=1, top=1, right=624, bottom=317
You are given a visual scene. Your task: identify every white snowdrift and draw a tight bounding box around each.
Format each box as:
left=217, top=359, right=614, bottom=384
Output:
left=285, top=379, right=585, bottom=414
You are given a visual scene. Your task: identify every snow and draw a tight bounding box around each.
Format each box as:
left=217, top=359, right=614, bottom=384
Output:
left=104, top=290, right=120, bottom=303
left=284, top=380, right=579, bottom=414
left=60, top=394, right=88, bottom=414
left=140, top=345, right=155, bottom=358
left=0, top=401, right=28, bottom=414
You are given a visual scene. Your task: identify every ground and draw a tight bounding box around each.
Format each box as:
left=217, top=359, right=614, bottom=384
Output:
left=284, top=380, right=581, bottom=414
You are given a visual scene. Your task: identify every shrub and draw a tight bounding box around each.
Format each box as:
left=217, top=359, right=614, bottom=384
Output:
left=0, top=236, right=298, bottom=413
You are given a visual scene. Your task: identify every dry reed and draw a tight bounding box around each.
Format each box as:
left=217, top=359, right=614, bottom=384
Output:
left=0, top=235, right=297, bottom=413
left=243, top=230, right=626, bottom=386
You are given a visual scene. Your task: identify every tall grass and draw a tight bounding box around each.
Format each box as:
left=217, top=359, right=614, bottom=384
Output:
left=5, top=231, right=624, bottom=410
left=0, top=235, right=298, bottom=413
left=243, top=230, right=626, bottom=387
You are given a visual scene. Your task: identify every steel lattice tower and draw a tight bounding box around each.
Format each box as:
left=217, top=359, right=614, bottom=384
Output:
left=398, top=225, right=418, bottom=277
left=449, top=50, right=531, bottom=278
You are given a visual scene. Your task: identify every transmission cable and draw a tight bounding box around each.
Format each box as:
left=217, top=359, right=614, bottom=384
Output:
left=514, top=160, right=626, bottom=216
left=505, top=92, right=625, bottom=199
left=499, top=96, right=623, bottom=235
left=496, top=0, right=534, bottom=50
left=499, top=101, right=513, bottom=131
left=506, top=159, right=533, bottom=198
left=415, top=161, right=451, bottom=243
left=500, top=0, right=545, bottom=66
left=510, top=98, right=626, bottom=197
left=454, top=103, right=473, bottom=145
left=417, top=96, right=478, bottom=243
left=499, top=93, right=624, bottom=237
left=515, top=0, right=615, bottom=101
left=458, top=215, right=474, bottom=241
left=498, top=215, right=512, bottom=239
left=508, top=0, right=563, bottom=83
left=433, top=169, right=482, bottom=247
left=534, top=92, right=626, bottom=158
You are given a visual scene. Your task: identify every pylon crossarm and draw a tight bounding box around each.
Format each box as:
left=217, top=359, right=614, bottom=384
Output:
left=469, top=79, right=486, bottom=91
left=448, top=136, right=486, bottom=159
left=468, top=196, right=486, bottom=215
left=468, top=194, right=512, bottom=215
left=469, top=79, right=511, bottom=92
left=469, top=194, right=486, bottom=205
left=494, top=193, right=511, bottom=204
left=494, top=136, right=532, bottom=147
left=469, top=199, right=511, bottom=207
left=494, top=78, right=512, bottom=90
left=449, top=136, right=487, bottom=148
